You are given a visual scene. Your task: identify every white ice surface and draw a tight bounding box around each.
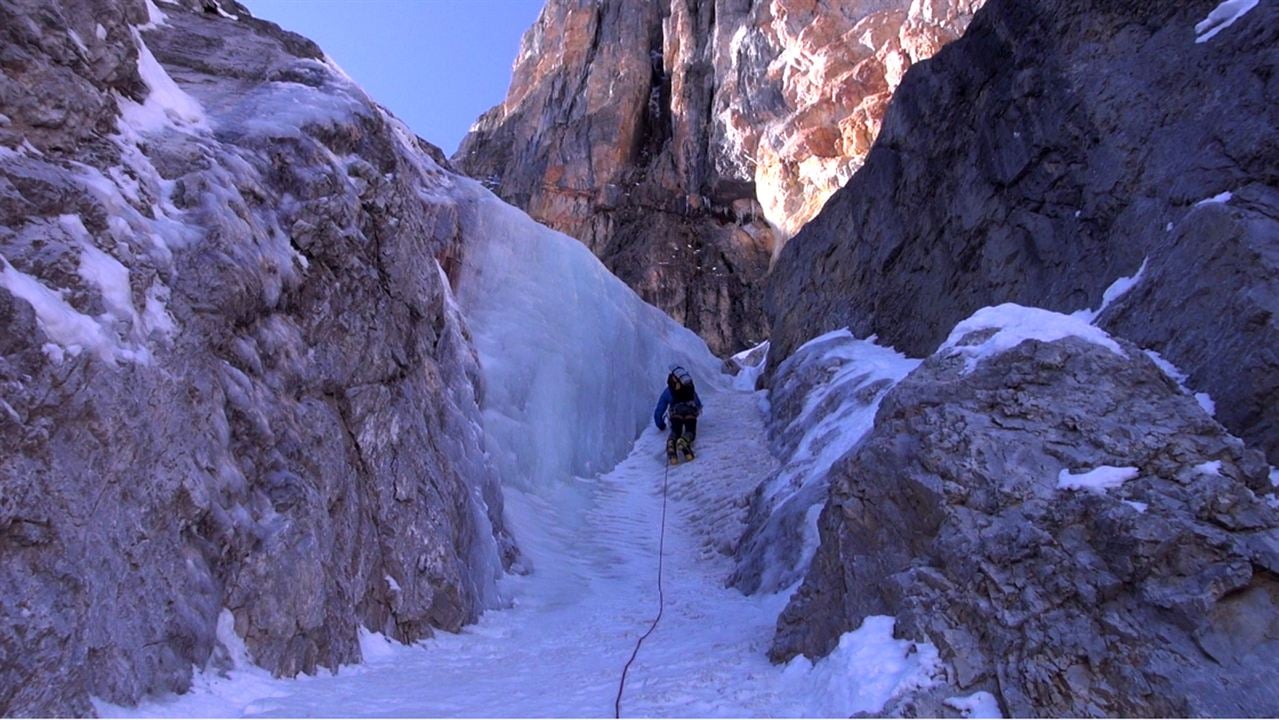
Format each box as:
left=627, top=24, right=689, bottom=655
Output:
left=942, top=303, right=1124, bottom=372
left=1057, top=466, right=1140, bottom=493
left=100, top=383, right=939, bottom=718
left=730, top=340, right=770, bottom=391
left=454, top=184, right=720, bottom=493
left=1195, top=0, right=1259, bottom=43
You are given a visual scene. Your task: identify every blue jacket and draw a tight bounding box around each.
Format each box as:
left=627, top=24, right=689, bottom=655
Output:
left=654, top=387, right=703, bottom=428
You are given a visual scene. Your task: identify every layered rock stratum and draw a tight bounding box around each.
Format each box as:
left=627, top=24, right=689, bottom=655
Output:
left=0, top=0, right=516, bottom=714
left=455, top=0, right=981, bottom=355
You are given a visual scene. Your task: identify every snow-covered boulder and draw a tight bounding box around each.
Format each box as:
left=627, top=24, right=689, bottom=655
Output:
left=771, top=309, right=1279, bottom=716
left=0, top=0, right=514, bottom=714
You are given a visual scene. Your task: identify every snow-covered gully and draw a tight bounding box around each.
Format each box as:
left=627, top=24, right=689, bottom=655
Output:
left=101, top=384, right=939, bottom=718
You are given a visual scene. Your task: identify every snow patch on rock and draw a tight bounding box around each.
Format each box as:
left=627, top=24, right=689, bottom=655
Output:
left=121, top=29, right=206, bottom=133
left=1143, top=349, right=1218, bottom=416
left=1057, top=465, right=1140, bottom=493
left=780, top=616, right=943, bottom=717
left=944, top=690, right=1004, bottom=718
left=0, top=257, right=124, bottom=364
left=1195, top=190, right=1235, bottom=205
left=1195, top=460, right=1224, bottom=476
left=942, top=304, right=1124, bottom=373
left=1074, top=258, right=1147, bottom=322
left=0, top=212, right=166, bottom=365
left=1195, top=0, right=1259, bottom=43
left=1123, top=500, right=1149, bottom=513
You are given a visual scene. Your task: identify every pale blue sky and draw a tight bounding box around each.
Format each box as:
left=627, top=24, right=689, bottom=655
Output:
left=245, top=0, right=545, bottom=155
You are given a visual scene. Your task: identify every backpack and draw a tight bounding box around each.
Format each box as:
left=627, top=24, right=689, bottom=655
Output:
left=667, top=367, right=699, bottom=419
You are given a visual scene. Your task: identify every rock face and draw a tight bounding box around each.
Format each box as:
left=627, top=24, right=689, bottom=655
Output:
left=455, top=0, right=980, bottom=355
left=771, top=327, right=1279, bottom=716
left=764, top=0, right=1279, bottom=463
left=1100, top=187, right=1279, bottom=466
left=0, top=0, right=515, bottom=714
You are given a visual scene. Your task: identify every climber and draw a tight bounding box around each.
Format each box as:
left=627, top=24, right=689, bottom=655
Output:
left=654, top=365, right=702, bottom=464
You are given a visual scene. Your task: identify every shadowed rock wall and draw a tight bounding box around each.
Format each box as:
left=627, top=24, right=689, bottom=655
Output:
left=764, top=0, right=1279, bottom=463
left=0, top=0, right=515, bottom=714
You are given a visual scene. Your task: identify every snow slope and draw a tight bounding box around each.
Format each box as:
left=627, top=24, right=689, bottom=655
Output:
left=101, top=384, right=941, bottom=717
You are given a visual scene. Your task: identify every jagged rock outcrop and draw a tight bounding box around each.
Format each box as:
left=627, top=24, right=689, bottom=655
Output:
left=764, top=0, right=1279, bottom=463
left=771, top=323, right=1279, bottom=716
left=0, top=0, right=515, bottom=714
left=455, top=0, right=980, bottom=355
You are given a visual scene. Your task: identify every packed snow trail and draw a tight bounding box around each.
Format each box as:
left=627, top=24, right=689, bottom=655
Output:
left=100, top=383, right=941, bottom=718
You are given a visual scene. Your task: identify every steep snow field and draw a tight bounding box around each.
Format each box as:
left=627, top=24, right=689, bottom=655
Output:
left=99, top=384, right=943, bottom=718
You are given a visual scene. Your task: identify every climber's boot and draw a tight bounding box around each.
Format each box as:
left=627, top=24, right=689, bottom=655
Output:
left=677, top=436, right=694, bottom=462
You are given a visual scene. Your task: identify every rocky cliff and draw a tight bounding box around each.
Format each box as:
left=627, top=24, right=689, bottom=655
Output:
left=753, top=0, right=1279, bottom=713
left=455, top=0, right=981, bottom=355
left=765, top=0, right=1279, bottom=464
left=0, top=0, right=516, bottom=714
left=770, top=312, right=1279, bottom=716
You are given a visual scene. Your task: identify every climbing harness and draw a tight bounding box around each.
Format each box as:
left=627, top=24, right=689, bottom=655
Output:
left=613, top=455, right=671, bottom=718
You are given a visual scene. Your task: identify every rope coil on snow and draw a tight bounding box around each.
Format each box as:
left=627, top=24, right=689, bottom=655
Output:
left=614, top=456, right=671, bottom=718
